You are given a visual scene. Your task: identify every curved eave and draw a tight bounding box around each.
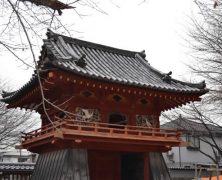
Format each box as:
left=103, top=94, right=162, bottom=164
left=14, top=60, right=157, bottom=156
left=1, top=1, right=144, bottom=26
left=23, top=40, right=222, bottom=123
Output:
left=50, top=61, right=209, bottom=95
left=0, top=77, right=38, bottom=104
left=0, top=72, right=47, bottom=105
left=1, top=68, right=208, bottom=106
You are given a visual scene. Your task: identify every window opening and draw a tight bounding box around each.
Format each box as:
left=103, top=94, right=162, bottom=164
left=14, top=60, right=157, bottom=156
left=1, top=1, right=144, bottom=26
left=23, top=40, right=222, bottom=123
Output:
left=140, top=98, right=148, bottom=105
left=186, top=134, right=200, bottom=150
left=82, top=90, right=93, bottom=97
left=109, top=113, right=128, bottom=125
left=108, top=113, right=128, bottom=129
left=113, top=95, right=122, bottom=102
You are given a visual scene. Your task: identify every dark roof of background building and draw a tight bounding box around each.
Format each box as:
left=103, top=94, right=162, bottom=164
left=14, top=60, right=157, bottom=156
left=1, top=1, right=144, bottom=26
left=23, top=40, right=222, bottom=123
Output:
left=161, top=116, right=222, bottom=134
left=0, top=163, right=35, bottom=172
left=1, top=29, right=208, bottom=103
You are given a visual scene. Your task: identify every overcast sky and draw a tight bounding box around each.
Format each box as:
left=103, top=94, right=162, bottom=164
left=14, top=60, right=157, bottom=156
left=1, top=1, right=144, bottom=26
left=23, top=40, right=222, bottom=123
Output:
left=0, top=0, right=201, bottom=90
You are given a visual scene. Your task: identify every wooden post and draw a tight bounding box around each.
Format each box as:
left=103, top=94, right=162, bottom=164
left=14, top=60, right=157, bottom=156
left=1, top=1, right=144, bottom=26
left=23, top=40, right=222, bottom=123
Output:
left=144, top=153, right=149, bottom=180
left=216, top=164, right=219, bottom=180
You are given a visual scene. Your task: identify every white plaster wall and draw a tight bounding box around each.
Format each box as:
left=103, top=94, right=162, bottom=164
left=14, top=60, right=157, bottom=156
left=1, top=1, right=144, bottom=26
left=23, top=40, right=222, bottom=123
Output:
left=2, top=157, right=18, bottom=163
left=163, top=135, right=222, bottom=165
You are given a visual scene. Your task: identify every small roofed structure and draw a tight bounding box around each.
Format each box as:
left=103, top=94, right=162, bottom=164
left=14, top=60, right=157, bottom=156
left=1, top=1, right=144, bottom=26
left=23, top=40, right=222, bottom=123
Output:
left=1, top=29, right=208, bottom=180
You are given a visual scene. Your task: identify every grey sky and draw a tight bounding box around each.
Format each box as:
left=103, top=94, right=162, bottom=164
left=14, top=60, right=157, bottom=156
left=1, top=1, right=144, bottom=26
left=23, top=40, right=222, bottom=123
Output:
left=0, top=0, right=200, bottom=89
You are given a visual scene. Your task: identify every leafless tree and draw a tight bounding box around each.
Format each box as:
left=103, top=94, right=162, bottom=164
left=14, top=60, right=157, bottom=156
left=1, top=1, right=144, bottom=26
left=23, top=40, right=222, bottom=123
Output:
left=0, top=80, right=39, bottom=149
left=187, top=0, right=222, bottom=158
left=162, top=0, right=222, bottom=164
left=162, top=103, right=222, bottom=165
left=188, top=0, right=222, bottom=110
left=0, top=0, right=105, bottom=69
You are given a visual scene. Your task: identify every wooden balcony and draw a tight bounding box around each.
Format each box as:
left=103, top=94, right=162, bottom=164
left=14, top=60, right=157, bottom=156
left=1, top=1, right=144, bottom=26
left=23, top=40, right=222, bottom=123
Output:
left=21, top=119, right=182, bottom=153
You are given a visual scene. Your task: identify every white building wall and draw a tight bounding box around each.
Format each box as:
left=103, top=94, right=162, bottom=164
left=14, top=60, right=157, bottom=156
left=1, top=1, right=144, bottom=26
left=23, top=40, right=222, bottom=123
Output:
left=163, top=135, right=222, bottom=166
left=2, top=156, right=18, bottom=163
left=0, top=149, right=36, bottom=163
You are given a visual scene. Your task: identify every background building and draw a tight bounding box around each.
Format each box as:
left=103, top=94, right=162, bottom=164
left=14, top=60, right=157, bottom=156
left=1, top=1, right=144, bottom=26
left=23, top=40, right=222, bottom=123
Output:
left=162, top=116, right=222, bottom=180
left=0, top=149, right=36, bottom=179
left=0, top=149, right=37, bottom=163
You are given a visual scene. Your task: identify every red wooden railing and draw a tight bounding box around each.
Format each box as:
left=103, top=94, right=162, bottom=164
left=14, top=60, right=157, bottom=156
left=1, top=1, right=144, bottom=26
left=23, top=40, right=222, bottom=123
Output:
left=22, top=119, right=181, bottom=142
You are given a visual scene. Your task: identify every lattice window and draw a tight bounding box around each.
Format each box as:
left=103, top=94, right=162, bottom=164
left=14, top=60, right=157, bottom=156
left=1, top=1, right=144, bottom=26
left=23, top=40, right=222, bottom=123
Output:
left=75, top=107, right=101, bottom=122
left=136, top=115, right=157, bottom=127
left=186, top=134, right=200, bottom=150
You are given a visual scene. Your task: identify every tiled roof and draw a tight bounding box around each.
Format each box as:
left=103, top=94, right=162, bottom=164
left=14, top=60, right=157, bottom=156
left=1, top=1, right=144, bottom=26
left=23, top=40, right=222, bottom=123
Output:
left=41, top=29, right=207, bottom=94
left=166, top=162, right=216, bottom=169
left=161, top=116, right=222, bottom=134
left=0, top=162, right=35, bottom=172
left=1, top=29, right=208, bottom=103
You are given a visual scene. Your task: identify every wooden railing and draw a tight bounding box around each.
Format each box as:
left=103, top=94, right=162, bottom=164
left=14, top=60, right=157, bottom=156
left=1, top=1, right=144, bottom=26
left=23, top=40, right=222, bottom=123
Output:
left=22, top=119, right=181, bottom=143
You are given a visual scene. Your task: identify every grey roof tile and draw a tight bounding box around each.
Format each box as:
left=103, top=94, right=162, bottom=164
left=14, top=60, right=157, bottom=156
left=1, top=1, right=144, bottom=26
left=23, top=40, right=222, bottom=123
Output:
left=0, top=163, right=35, bottom=172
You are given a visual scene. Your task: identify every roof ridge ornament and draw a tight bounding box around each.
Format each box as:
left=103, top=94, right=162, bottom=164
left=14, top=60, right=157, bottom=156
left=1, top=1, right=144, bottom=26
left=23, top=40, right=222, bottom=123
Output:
left=57, top=36, right=87, bottom=68
left=75, top=54, right=87, bottom=68
left=162, top=71, right=172, bottom=84
left=1, top=90, right=15, bottom=98
left=137, top=50, right=146, bottom=59
left=200, top=80, right=206, bottom=89
left=46, top=29, right=55, bottom=40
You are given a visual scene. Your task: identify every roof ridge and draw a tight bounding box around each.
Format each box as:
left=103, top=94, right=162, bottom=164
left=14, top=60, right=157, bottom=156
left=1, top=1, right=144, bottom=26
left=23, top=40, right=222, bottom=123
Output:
left=46, top=29, right=143, bottom=58
left=162, top=118, right=222, bottom=133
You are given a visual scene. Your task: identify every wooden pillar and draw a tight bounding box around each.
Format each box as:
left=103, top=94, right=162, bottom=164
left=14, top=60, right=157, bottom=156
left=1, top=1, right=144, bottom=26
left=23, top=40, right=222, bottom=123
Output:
left=129, top=95, right=136, bottom=126
left=144, top=153, right=150, bottom=180
left=153, top=97, right=161, bottom=128
left=100, top=110, right=108, bottom=123
left=99, top=90, right=108, bottom=123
